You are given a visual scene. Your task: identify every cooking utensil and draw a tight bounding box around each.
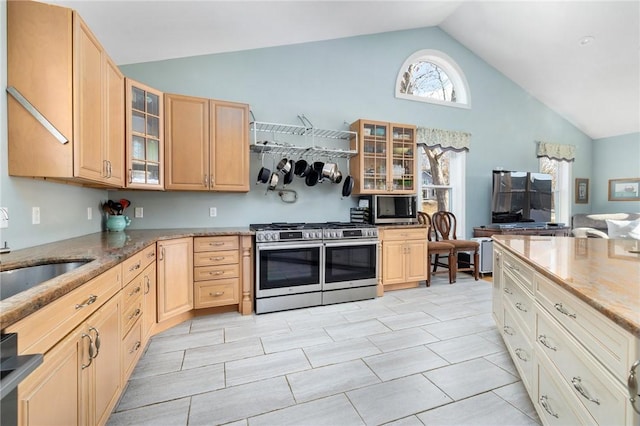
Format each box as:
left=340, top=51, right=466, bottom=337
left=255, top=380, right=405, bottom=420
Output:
left=305, top=169, right=319, bottom=186
left=342, top=175, right=353, bottom=197
left=333, top=170, right=343, bottom=184
left=283, top=166, right=294, bottom=185
left=294, top=159, right=311, bottom=177
left=113, top=202, right=123, bottom=215
left=322, top=162, right=337, bottom=181
left=257, top=167, right=271, bottom=183
left=276, top=158, right=291, bottom=174
left=267, top=172, right=279, bottom=190
left=313, top=161, right=325, bottom=182
left=119, top=199, right=131, bottom=210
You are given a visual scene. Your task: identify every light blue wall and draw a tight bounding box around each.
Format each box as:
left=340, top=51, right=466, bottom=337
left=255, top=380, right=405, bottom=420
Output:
left=591, top=132, right=640, bottom=213
left=1, top=7, right=602, bottom=250
left=119, top=26, right=593, bottom=233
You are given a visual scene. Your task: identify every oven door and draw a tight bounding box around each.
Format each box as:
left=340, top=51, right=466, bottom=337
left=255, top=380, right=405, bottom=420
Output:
left=256, top=241, right=323, bottom=298
left=323, top=239, right=378, bottom=290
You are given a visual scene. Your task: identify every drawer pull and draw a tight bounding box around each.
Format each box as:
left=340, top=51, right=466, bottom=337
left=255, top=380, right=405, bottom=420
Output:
left=209, top=291, right=225, bottom=297
left=75, top=294, right=98, bottom=309
left=514, top=348, right=528, bottom=362
left=537, top=335, right=557, bottom=351
left=209, top=242, right=225, bottom=246
left=128, top=286, right=141, bottom=296
left=147, top=251, right=155, bottom=258
left=129, top=261, right=141, bottom=272
left=571, top=377, right=600, bottom=405
left=504, top=287, right=513, bottom=295
left=539, top=395, right=559, bottom=418
left=128, top=308, right=141, bottom=320
left=129, top=341, right=141, bottom=354
left=554, top=302, right=576, bottom=319
left=628, top=359, right=640, bottom=415
left=209, top=271, right=224, bottom=275
left=81, top=333, right=93, bottom=369
left=515, top=302, right=527, bottom=312
left=503, top=325, right=515, bottom=336
left=504, top=261, right=520, bottom=272
left=210, top=256, right=225, bottom=261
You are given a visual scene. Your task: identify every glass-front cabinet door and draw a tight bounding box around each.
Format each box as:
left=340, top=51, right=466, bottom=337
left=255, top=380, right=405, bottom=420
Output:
left=125, top=79, right=164, bottom=189
left=350, top=119, right=416, bottom=194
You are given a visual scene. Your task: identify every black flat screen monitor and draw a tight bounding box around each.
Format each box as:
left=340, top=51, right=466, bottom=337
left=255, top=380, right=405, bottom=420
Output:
left=491, top=170, right=553, bottom=223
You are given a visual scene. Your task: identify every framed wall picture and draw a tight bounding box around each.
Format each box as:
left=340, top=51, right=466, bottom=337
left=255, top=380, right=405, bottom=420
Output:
left=575, top=178, right=589, bottom=204
left=608, top=178, right=640, bottom=201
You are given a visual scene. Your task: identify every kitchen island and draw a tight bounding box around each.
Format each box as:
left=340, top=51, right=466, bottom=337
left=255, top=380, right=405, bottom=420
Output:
left=492, top=235, right=639, bottom=425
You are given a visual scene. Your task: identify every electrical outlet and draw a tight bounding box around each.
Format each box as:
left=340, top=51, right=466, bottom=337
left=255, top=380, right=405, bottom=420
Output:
left=32, top=207, right=40, bottom=225
left=209, top=207, right=217, bottom=217
left=0, top=207, right=8, bottom=229
left=134, top=207, right=143, bottom=218
left=87, top=207, right=92, bottom=220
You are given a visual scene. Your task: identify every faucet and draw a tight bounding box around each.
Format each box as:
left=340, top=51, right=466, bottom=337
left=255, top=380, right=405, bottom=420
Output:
left=0, top=241, right=10, bottom=254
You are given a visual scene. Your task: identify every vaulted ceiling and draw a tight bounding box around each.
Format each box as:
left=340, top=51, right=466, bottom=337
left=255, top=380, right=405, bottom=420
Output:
left=50, top=1, right=640, bottom=140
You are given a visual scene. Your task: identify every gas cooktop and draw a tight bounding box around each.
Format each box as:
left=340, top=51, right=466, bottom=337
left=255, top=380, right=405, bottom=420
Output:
left=250, top=222, right=375, bottom=231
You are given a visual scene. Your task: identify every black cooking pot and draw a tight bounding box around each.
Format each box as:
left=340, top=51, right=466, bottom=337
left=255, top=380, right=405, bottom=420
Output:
left=257, top=167, right=271, bottom=184
left=294, top=159, right=311, bottom=177
left=342, top=175, right=353, bottom=197
left=305, top=169, right=319, bottom=186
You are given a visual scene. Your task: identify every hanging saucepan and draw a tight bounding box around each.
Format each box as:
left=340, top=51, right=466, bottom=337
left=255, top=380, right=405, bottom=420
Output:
left=256, top=152, right=270, bottom=184
left=332, top=170, right=343, bottom=184
left=267, top=172, right=279, bottom=190
left=342, top=175, right=354, bottom=197
left=283, top=160, right=294, bottom=185
left=276, top=158, right=291, bottom=174
left=313, top=161, right=325, bottom=182
left=294, top=159, right=311, bottom=177
left=305, top=168, right=319, bottom=186
left=322, top=162, right=337, bottom=181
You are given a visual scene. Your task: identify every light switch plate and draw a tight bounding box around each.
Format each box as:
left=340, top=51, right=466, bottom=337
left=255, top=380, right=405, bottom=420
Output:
left=134, top=207, right=143, bottom=218
left=32, top=207, right=40, bottom=225
left=0, top=207, right=8, bottom=229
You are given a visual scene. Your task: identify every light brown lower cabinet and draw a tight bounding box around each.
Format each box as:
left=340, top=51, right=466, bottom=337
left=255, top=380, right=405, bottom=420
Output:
left=17, top=294, right=121, bottom=426
left=157, top=238, right=194, bottom=322
left=380, top=227, right=429, bottom=291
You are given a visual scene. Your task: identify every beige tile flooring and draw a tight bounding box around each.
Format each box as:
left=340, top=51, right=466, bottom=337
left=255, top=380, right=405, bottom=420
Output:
left=108, top=275, right=541, bottom=425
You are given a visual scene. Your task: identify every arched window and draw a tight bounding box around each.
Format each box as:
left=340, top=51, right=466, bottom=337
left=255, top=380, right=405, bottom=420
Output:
left=396, top=50, right=470, bottom=108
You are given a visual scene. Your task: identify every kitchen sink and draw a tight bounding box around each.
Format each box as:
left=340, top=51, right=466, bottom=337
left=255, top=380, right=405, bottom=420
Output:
left=0, top=260, right=92, bottom=301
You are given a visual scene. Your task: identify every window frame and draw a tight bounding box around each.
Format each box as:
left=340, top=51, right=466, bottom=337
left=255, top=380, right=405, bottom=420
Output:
left=539, top=157, right=571, bottom=225
left=396, top=49, right=471, bottom=109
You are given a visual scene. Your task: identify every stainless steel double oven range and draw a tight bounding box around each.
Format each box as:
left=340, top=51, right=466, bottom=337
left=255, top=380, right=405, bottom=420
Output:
left=251, top=222, right=379, bottom=314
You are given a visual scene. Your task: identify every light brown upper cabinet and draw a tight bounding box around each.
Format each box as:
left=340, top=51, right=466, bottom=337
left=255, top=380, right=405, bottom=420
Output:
left=164, top=93, right=250, bottom=192
left=125, top=79, right=164, bottom=189
left=7, top=1, right=124, bottom=187
left=350, top=120, right=417, bottom=195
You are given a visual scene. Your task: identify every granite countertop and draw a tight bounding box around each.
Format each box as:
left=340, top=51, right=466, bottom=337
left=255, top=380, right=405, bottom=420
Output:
left=493, top=235, right=640, bottom=337
left=0, top=228, right=252, bottom=330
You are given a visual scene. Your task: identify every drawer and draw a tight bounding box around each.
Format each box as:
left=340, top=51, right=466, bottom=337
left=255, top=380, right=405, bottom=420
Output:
left=194, top=264, right=239, bottom=282
left=535, top=273, right=636, bottom=385
left=535, top=306, right=628, bottom=425
left=503, top=272, right=534, bottom=337
left=121, top=273, right=144, bottom=310
left=535, top=358, right=592, bottom=425
left=194, top=250, right=239, bottom=267
left=381, top=228, right=427, bottom=242
left=122, top=244, right=156, bottom=284
left=121, top=297, right=142, bottom=336
left=502, top=251, right=534, bottom=294
left=194, top=236, right=239, bottom=252
left=503, top=306, right=534, bottom=393
left=7, top=264, right=122, bottom=355
left=122, top=319, right=143, bottom=381
left=194, top=279, right=239, bottom=308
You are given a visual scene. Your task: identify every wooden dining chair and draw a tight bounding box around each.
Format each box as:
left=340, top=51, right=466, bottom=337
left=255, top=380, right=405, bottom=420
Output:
left=417, top=212, right=456, bottom=285
left=432, top=211, right=480, bottom=281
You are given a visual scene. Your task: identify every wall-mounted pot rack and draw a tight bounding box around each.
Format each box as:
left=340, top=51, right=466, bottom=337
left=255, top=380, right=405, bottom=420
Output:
left=249, top=114, right=358, bottom=159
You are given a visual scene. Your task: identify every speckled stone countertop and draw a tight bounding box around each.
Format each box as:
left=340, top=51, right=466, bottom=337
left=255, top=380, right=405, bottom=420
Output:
left=493, top=235, right=640, bottom=337
left=0, top=228, right=252, bottom=330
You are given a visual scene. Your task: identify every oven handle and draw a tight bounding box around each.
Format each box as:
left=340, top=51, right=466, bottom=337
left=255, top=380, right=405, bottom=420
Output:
left=323, top=239, right=379, bottom=247
left=256, top=242, right=324, bottom=251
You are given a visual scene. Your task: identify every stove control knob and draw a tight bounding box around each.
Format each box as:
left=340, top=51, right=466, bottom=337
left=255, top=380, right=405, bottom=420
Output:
left=256, top=234, right=263, bottom=242
left=303, top=232, right=309, bottom=239
left=332, top=231, right=339, bottom=238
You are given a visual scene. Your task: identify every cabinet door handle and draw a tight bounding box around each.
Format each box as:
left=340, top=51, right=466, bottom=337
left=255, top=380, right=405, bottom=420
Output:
left=515, top=302, right=527, bottom=312
left=537, top=334, right=557, bottom=351
left=514, top=348, right=528, bottom=362
left=628, top=359, right=640, bottom=415
left=209, top=291, right=225, bottom=297
left=81, top=333, right=93, bottom=369
left=144, top=275, right=150, bottom=294
left=203, top=174, right=209, bottom=187
left=539, top=395, right=559, bottom=418
left=75, top=294, right=98, bottom=310
left=128, top=308, right=141, bottom=320
left=89, top=326, right=100, bottom=358
left=129, top=341, right=141, bottom=354
left=554, top=302, right=576, bottom=319
left=129, top=168, right=133, bottom=184
left=571, top=377, right=600, bottom=405
left=159, top=247, right=165, bottom=261
left=503, top=325, right=515, bottom=336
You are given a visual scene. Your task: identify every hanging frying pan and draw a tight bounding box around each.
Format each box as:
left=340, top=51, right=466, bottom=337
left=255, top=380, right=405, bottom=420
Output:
left=342, top=175, right=353, bottom=197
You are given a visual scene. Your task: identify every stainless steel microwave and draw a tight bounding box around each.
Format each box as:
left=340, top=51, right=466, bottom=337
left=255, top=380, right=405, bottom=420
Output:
left=363, top=195, right=418, bottom=224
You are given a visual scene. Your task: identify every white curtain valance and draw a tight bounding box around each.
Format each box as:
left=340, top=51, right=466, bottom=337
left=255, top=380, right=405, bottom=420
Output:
left=536, top=141, right=576, bottom=162
left=416, top=127, right=471, bottom=152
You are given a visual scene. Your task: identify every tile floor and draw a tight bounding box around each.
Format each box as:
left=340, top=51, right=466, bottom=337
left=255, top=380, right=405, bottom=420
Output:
left=108, top=275, right=541, bottom=426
